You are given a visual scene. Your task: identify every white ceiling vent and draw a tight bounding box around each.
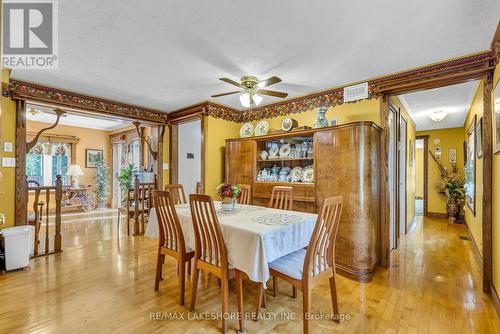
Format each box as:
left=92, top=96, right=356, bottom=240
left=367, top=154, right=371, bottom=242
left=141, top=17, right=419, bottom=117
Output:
left=343, top=82, right=369, bottom=103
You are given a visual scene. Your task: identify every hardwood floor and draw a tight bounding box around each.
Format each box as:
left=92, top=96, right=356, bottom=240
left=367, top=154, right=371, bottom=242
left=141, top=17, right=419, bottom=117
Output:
left=0, top=214, right=499, bottom=333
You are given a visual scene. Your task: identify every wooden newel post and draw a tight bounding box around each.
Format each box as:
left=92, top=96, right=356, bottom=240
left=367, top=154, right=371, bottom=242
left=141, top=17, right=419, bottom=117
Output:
left=54, top=175, right=63, bottom=252
left=134, top=174, right=140, bottom=235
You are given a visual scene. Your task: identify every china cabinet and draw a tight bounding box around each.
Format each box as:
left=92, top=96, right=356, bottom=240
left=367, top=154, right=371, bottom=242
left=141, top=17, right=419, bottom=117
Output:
left=225, top=121, right=382, bottom=282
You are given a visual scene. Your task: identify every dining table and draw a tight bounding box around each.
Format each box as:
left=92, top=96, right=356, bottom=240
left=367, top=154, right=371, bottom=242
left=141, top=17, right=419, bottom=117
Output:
left=145, top=201, right=318, bottom=332
left=145, top=201, right=318, bottom=288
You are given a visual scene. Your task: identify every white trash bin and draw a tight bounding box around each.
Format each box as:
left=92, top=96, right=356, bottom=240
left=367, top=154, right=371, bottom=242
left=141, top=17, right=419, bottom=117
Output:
left=0, top=225, right=34, bottom=271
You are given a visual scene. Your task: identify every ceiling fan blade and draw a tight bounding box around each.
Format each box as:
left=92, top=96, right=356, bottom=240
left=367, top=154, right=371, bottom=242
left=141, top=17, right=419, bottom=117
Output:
left=211, top=91, right=242, bottom=98
left=257, top=89, right=288, bottom=98
left=257, top=76, right=282, bottom=88
left=219, top=78, right=244, bottom=88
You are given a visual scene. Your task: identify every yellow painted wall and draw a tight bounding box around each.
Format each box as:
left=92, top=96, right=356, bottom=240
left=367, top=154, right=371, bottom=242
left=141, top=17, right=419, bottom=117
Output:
left=203, top=116, right=241, bottom=198
left=415, top=147, right=424, bottom=197
left=198, top=99, right=381, bottom=200
left=0, top=69, right=16, bottom=228
left=26, top=121, right=114, bottom=210
left=415, top=128, right=465, bottom=215
left=27, top=121, right=112, bottom=188
left=261, top=98, right=380, bottom=131
left=492, top=63, right=500, bottom=294
left=464, top=82, right=483, bottom=256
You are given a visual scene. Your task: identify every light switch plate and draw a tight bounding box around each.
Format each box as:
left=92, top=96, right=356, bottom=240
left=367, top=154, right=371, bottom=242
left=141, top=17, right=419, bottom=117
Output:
left=3, top=142, right=13, bottom=152
left=2, top=157, right=15, bottom=167
left=162, top=163, right=169, bottom=170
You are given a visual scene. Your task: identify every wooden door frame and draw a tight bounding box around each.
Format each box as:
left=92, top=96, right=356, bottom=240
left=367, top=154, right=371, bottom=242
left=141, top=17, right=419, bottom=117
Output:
left=9, top=81, right=167, bottom=227
left=378, top=62, right=496, bottom=294
left=398, top=113, right=408, bottom=235
left=415, top=135, right=429, bottom=217
left=388, top=105, right=399, bottom=250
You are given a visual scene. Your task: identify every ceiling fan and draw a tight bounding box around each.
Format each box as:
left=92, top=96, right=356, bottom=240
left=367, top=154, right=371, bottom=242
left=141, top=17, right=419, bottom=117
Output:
left=211, top=76, right=288, bottom=108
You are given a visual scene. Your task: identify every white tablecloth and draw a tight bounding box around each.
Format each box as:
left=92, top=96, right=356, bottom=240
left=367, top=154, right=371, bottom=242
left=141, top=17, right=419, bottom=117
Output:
left=145, top=202, right=317, bottom=287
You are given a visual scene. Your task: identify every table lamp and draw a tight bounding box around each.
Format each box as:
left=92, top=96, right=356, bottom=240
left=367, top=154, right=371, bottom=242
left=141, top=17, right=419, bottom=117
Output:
left=66, top=165, right=84, bottom=188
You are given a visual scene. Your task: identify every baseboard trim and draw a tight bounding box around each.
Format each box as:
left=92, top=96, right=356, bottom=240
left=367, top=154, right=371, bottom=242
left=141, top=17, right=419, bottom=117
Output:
left=427, top=212, right=465, bottom=222
left=491, top=284, right=500, bottom=320
left=427, top=212, right=448, bottom=219
left=463, top=217, right=483, bottom=263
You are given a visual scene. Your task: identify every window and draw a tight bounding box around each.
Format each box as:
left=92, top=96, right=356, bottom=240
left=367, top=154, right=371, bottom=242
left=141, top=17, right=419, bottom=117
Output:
left=131, top=139, right=140, bottom=169
left=26, top=142, right=71, bottom=186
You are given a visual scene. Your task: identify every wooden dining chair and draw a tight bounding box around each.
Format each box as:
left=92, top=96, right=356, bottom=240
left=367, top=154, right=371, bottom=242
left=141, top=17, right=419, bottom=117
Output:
left=268, top=186, right=294, bottom=298
left=164, top=184, right=187, bottom=205
left=153, top=190, right=194, bottom=305
left=268, top=196, right=343, bottom=334
left=269, top=186, right=293, bottom=210
left=189, top=194, right=234, bottom=333
left=121, top=181, right=154, bottom=235
left=196, top=182, right=202, bottom=194
left=237, top=184, right=251, bottom=205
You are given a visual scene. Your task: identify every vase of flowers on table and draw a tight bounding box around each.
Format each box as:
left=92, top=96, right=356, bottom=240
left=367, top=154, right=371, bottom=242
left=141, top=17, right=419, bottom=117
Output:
left=216, top=183, right=241, bottom=211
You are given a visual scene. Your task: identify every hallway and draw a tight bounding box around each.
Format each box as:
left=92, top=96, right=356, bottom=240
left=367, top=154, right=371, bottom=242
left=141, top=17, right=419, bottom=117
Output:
left=0, top=214, right=498, bottom=333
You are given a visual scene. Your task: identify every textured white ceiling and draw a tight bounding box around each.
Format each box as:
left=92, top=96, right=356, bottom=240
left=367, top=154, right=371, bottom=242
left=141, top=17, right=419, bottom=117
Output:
left=398, top=81, right=480, bottom=131
left=11, top=0, right=500, bottom=112
left=26, top=105, right=130, bottom=130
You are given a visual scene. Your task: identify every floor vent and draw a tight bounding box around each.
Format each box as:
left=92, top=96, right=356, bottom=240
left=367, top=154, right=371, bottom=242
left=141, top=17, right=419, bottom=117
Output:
left=459, top=236, right=471, bottom=241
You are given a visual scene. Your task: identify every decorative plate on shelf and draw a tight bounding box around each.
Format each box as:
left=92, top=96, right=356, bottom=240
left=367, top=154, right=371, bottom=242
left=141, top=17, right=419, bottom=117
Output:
left=239, top=122, right=254, bottom=138
left=268, top=143, right=279, bottom=158
left=254, top=121, right=269, bottom=136
left=290, top=167, right=303, bottom=181
left=279, top=144, right=291, bottom=158
left=302, top=165, right=314, bottom=183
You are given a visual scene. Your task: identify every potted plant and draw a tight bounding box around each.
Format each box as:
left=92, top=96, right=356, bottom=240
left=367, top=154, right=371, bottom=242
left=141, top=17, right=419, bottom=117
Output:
left=438, top=169, right=465, bottom=221
left=94, top=152, right=110, bottom=208
left=216, top=183, right=241, bottom=211
left=117, top=163, right=135, bottom=207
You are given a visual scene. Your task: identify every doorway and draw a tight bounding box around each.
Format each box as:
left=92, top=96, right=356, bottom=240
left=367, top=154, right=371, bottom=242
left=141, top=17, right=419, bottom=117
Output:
left=173, top=118, right=202, bottom=196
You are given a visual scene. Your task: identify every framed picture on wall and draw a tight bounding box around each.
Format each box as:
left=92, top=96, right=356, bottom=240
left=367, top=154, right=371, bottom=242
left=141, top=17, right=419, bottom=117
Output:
left=494, top=80, right=500, bottom=154
left=86, top=149, right=103, bottom=168
left=464, top=115, right=476, bottom=216
left=448, top=148, right=457, bottom=164
left=476, top=117, right=483, bottom=159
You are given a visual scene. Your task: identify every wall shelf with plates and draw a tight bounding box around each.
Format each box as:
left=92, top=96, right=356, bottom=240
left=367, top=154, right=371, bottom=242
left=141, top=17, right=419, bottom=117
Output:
left=225, top=121, right=383, bottom=283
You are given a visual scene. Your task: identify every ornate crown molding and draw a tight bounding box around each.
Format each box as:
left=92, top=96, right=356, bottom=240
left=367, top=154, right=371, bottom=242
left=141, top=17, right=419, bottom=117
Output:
left=234, top=50, right=494, bottom=122
left=9, top=80, right=168, bottom=123
left=205, top=102, right=241, bottom=122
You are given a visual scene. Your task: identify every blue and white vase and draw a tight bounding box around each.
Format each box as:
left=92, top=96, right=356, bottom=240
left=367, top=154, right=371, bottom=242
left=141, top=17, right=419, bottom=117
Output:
left=313, top=107, right=329, bottom=128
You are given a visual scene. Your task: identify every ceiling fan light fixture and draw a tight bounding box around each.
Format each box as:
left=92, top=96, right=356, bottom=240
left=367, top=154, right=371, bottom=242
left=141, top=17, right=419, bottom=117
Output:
left=253, top=93, right=263, bottom=106
left=239, top=92, right=251, bottom=108
left=429, top=110, right=447, bottom=123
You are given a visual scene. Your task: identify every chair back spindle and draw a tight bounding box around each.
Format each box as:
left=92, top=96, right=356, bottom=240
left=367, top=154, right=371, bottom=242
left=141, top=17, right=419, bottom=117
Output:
left=237, top=184, right=251, bottom=205
left=269, top=186, right=293, bottom=210
left=165, top=184, right=187, bottom=205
